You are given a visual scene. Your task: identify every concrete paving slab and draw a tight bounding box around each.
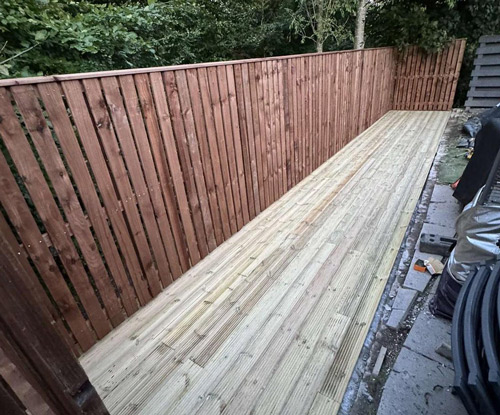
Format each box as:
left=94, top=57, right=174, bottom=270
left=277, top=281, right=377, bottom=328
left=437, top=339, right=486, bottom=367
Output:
left=402, top=272, right=432, bottom=292
left=402, top=263, right=433, bottom=293
left=392, top=287, right=418, bottom=311
left=404, top=301, right=454, bottom=369
left=424, top=202, right=460, bottom=230
left=378, top=347, right=467, bottom=415
left=430, top=184, right=456, bottom=204
left=386, top=309, right=406, bottom=330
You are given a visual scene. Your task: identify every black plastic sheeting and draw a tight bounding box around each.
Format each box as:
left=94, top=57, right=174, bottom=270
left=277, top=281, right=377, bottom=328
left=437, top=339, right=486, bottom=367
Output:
left=463, top=104, right=500, bottom=138
left=429, top=261, right=462, bottom=320
left=454, top=119, right=500, bottom=205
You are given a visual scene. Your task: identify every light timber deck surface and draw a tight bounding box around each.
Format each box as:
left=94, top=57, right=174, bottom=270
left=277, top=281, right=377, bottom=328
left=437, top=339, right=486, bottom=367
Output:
left=80, top=110, right=449, bottom=415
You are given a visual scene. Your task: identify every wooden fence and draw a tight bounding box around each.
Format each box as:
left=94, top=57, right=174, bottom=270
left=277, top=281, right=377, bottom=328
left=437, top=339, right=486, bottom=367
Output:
left=393, top=38, right=466, bottom=110
left=0, top=41, right=464, bottom=355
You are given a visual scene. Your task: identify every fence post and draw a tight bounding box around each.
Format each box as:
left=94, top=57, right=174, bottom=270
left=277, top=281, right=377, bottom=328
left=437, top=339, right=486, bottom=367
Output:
left=0, top=231, right=109, bottom=415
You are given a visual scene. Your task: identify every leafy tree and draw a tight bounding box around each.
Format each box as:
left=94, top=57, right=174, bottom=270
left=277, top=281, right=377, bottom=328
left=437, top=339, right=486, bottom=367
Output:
left=354, top=0, right=369, bottom=49
left=0, top=0, right=301, bottom=78
left=365, top=0, right=500, bottom=105
left=453, top=0, right=500, bottom=105
left=289, top=0, right=357, bottom=52
left=1, top=0, right=498, bottom=107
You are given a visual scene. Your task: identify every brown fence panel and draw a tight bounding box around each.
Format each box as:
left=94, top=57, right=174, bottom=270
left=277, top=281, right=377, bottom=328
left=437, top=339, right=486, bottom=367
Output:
left=0, top=44, right=461, bottom=354
left=393, top=39, right=466, bottom=110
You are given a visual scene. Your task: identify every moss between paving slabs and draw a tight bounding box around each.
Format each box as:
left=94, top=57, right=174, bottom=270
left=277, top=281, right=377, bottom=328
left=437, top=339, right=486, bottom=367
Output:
left=437, top=109, right=478, bottom=185
left=437, top=139, right=468, bottom=185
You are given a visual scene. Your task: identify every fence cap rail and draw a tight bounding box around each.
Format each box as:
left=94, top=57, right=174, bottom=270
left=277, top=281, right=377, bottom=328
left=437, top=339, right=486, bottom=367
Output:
left=0, top=46, right=397, bottom=87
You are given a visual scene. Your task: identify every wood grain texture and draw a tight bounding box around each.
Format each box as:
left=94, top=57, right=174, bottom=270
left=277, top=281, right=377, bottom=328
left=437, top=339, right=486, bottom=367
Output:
left=393, top=39, right=465, bottom=110
left=0, top=44, right=462, bottom=354
left=0, top=229, right=109, bottom=414
left=80, top=111, right=449, bottom=415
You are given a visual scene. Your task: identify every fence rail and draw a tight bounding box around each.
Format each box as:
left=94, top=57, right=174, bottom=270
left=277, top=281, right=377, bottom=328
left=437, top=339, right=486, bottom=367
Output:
left=0, top=40, right=464, bottom=354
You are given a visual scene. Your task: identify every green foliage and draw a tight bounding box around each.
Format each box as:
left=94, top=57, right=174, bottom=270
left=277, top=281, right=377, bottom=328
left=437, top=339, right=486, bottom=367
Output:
left=0, top=0, right=302, bottom=78
left=1, top=0, right=499, bottom=106
left=366, top=0, right=458, bottom=52
left=289, top=0, right=358, bottom=52
left=365, top=0, right=500, bottom=105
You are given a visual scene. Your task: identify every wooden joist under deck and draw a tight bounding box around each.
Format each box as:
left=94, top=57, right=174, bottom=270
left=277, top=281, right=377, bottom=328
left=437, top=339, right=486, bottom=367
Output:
left=80, top=110, right=450, bottom=415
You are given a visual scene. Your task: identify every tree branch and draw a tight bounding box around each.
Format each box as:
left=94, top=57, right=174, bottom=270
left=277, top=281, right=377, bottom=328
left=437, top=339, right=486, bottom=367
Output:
left=0, top=43, right=39, bottom=66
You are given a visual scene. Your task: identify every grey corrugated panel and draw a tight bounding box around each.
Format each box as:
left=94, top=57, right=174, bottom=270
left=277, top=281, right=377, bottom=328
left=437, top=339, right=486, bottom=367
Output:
left=467, top=35, right=500, bottom=109
left=470, top=78, right=500, bottom=87
left=480, top=35, right=500, bottom=43
left=467, top=89, right=500, bottom=98
left=474, top=56, right=500, bottom=66
left=477, top=45, right=500, bottom=55
left=465, top=98, right=500, bottom=108
left=472, top=67, right=500, bottom=77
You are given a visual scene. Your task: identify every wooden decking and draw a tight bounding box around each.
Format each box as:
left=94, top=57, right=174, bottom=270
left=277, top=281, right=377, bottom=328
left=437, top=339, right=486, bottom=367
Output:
left=80, top=110, right=449, bottom=415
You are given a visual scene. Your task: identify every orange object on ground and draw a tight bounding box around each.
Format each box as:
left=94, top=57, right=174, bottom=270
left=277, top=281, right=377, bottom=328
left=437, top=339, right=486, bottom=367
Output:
left=414, top=259, right=427, bottom=272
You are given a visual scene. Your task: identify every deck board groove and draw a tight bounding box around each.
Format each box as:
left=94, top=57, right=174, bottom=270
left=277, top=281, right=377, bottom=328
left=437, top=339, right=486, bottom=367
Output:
left=80, top=110, right=449, bottom=415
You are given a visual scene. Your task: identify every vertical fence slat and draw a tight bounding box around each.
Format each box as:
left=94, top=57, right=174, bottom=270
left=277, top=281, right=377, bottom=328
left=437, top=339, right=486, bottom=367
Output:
left=38, top=83, right=140, bottom=317
left=185, top=69, right=225, bottom=246
left=292, top=58, right=299, bottom=181
left=285, top=58, right=293, bottom=189
left=117, top=75, right=183, bottom=280
left=304, top=56, right=310, bottom=177
left=226, top=65, right=250, bottom=225
left=311, top=56, right=318, bottom=171
left=254, top=63, right=269, bottom=208
left=81, top=78, right=163, bottom=297
left=241, top=64, right=261, bottom=215
left=0, top=88, right=111, bottom=340
left=11, top=85, right=126, bottom=327
left=278, top=60, right=288, bottom=194
left=247, top=63, right=265, bottom=211
left=217, top=65, right=244, bottom=230
left=134, top=73, right=190, bottom=273
left=234, top=64, right=256, bottom=220
left=441, top=40, right=460, bottom=110
left=262, top=61, right=274, bottom=202
left=0, top=150, right=95, bottom=351
left=394, top=39, right=465, bottom=110
left=149, top=72, right=202, bottom=265
left=199, top=68, right=232, bottom=240
left=448, top=39, right=466, bottom=110
left=163, top=71, right=211, bottom=258
left=0, top=43, right=464, bottom=354
left=175, top=70, right=217, bottom=253
left=61, top=81, right=154, bottom=307
left=268, top=60, right=279, bottom=201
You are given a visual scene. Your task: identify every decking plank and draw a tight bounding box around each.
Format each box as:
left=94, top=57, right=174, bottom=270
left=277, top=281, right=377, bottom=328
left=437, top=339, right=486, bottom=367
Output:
left=80, top=111, right=449, bottom=415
